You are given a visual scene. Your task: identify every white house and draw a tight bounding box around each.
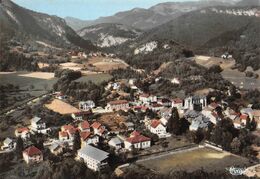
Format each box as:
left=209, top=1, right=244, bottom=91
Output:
left=31, top=117, right=46, bottom=131
left=157, top=98, right=172, bottom=107
left=124, top=131, right=151, bottom=151
left=71, top=112, right=83, bottom=121
left=1, top=138, right=16, bottom=151
left=106, top=100, right=129, bottom=111
left=23, top=146, right=43, bottom=164
left=151, top=103, right=164, bottom=111
left=148, top=120, right=170, bottom=138
left=15, top=127, right=30, bottom=139
left=139, top=94, right=157, bottom=104
left=108, top=137, right=123, bottom=150
left=49, top=143, right=63, bottom=155
left=79, top=101, right=95, bottom=111
left=80, top=131, right=99, bottom=145
left=171, top=98, right=183, bottom=109
left=77, top=145, right=109, bottom=171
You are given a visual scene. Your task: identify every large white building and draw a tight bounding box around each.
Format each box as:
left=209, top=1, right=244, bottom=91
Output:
left=106, top=100, right=129, bottom=111
left=79, top=101, right=95, bottom=111
left=77, top=145, right=109, bottom=171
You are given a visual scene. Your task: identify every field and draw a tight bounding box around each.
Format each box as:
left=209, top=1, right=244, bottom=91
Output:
left=45, top=99, right=80, bottom=115
left=75, top=73, right=112, bottom=84
left=86, top=57, right=128, bottom=72
left=0, top=72, right=57, bottom=90
left=194, top=56, right=260, bottom=90
left=137, top=147, right=250, bottom=174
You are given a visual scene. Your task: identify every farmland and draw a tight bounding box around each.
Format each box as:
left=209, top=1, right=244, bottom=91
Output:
left=137, top=147, right=250, bottom=174
left=45, top=99, right=80, bottom=115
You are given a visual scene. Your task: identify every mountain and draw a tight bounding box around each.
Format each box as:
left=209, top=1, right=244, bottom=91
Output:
left=65, top=1, right=235, bottom=30
left=0, top=0, right=95, bottom=50
left=64, top=16, right=93, bottom=31
left=130, top=6, right=260, bottom=70
left=77, top=23, right=142, bottom=47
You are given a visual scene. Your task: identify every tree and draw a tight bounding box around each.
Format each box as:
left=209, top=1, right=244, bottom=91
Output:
left=73, top=130, right=81, bottom=151
left=16, top=137, right=24, bottom=158
left=250, top=118, right=257, bottom=131
left=230, top=137, right=241, bottom=154
left=167, top=107, right=181, bottom=135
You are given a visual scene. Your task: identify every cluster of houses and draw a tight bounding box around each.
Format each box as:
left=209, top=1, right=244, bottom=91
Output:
left=1, top=77, right=260, bottom=172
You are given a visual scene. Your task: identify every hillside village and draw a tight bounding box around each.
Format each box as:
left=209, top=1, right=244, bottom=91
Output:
left=0, top=0, right=260, bottom=178
left=1, top=69, right=260, bottom=177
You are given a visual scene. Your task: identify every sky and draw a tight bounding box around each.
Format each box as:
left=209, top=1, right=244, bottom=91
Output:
left=13, top=0, right=197, bottom=20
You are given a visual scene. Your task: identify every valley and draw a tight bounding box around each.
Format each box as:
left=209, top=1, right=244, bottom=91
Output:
left=0, top=0, right=260, bottom=179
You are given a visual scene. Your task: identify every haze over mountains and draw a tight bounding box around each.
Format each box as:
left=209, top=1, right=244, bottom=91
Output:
left=65, top=0, right=259, bottom=31
left=0, top=0, right=95, bottom=50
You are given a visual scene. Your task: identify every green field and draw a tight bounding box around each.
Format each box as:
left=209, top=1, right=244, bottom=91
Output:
left=0, top=72, right=57, bottom=90
left=138, top=147, right=250, bottom=174
left=75, top=73, right=112, bottom=84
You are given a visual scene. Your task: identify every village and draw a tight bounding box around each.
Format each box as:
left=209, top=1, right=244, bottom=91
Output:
left=1, top=69, right=260, bottom=177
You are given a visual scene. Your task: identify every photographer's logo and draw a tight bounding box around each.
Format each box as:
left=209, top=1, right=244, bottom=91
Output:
left=226, top=167, right=246, bottom=176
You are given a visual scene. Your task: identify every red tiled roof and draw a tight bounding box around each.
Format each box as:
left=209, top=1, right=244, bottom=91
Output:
left=108, top=100, right=128, bottom=105
left=79, top=121, right=90, bottom=130
left=172, top=98, right=183, bottom=104
left=16, top=127, right=29, bottom=133
left=240, top=114, right=248, bottom=120
left=80, top=131, right=91, bottom=141
left=152, top=103, right=163, bottom=107
left=68, top=127, right=79, bottom=135
left=23, top=146, right=42, bottom=157
left=150, top=120, right=161, bottom=128
left=131, top=131, right=140, bottom=137
left=62, top=124, right=74, bottom=131
left=211, top=112, right=218, bottom=118
left=91, top=122, right=101, bottom=129
left=59, top=131, right=68, bottom=138
left=126, top=134, right=150, bottom=144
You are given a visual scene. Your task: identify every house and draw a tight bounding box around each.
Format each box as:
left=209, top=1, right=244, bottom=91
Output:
left=159, top=107, right=172, bottom=119
left=124, top=131, right=151, bottom=151
left=79, top=101, right=95, bottom=111
left=78, top=145, right=109, bottom=171
left=157, top=98, right=172, bottom=107
left=31, top=116, right=46, bottom=131
left=49, top=143, right=63, bottom=155
left=1, top=138, right=16, bottom=151
left=59, top=131, right=69, bottom=141
left=240, top=114, right=249, bottom=125
left=139, top=94, right=157, bottom=104
left=80, top=131, right=99, bottom=145
left=189, top=115, right=210, bottom=131
left=160, top=117, right=168, bottom=126
left=151, top=103, right=164, bottom=111
left=221, top=53, right=232, bottom=59
left=60, top=124, right=79, bottom=140
left=15, top=127, right=30, bottom=139
left=123, top=122, right=134, bottom=131
left=78, top=121, right=90, bottom=132
left=201, top=108, right=220, bottom=125
left=108, top=137, right=123, bottom=150
left=91, top=122, right=107, bottom=137
left=148, top=120, right=170, bottom=138
left=23, top=146, right=43, bottom=164
left=171, top=78, right=180, bottom=84
left=171, top=98, right=183, bottom=109
left=71, top=112, right=84, bottom=121
left=106, top=100, right=129, bottom=111
left=183, top=96, right=207, bottom=111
